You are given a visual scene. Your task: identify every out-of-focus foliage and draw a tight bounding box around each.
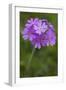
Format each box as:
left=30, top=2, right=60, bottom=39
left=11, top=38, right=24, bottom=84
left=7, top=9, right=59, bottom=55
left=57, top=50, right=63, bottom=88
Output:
left=20, top=12, right=58, bottom=77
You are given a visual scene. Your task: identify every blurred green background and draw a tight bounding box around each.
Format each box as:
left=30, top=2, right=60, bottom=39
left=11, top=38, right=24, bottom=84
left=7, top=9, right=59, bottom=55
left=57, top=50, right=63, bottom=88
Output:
left=20, top=12, right=58, bottom=78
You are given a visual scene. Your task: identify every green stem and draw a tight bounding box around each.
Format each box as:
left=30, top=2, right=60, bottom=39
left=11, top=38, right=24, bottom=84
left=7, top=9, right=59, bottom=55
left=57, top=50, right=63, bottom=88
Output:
left=26, top=47, right=36, bottom=71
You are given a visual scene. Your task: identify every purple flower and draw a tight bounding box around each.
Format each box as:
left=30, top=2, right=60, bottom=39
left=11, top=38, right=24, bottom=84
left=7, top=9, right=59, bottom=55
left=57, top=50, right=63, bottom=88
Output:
left=25, top=18, right=39, bottom=28
left=31, top=34, right=49, bottom=49
left=21, top=18, right=56, bottom=49
left=46, top=29, right=56, bottom=46
left=34, top=19, right=48, bottom=35
left=22, top=28, right=36, bottom=41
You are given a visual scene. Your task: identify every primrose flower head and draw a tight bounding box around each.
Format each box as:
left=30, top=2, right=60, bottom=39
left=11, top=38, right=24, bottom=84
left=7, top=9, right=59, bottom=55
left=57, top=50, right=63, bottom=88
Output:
left=22, top=18, right=56, bottom=49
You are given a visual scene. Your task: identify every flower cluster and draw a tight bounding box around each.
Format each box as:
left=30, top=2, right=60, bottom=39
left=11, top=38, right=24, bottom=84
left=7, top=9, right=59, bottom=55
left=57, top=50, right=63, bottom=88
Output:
left=21, top=18, right=56, bottom=49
